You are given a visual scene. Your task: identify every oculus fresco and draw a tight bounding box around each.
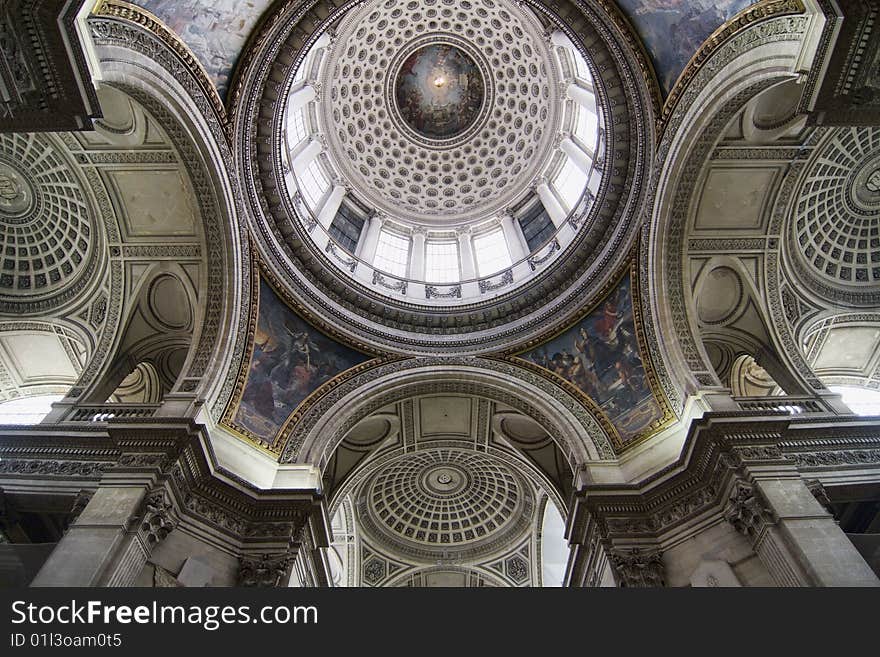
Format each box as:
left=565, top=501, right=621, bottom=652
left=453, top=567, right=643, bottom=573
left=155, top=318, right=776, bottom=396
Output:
left=394, top=44, right=485, bottom=139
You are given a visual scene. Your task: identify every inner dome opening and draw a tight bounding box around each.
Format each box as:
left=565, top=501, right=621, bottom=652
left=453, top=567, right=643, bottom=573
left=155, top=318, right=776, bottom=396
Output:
left=394, top=43, right=485, bottom=140
left=280, top=0, right=607, bottom=304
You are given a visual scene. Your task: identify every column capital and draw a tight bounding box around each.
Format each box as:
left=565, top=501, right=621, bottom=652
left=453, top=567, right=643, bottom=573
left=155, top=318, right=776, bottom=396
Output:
left=138, top=487, right=176, bottom=547
left=723, top=479, right=775, bottom=540
left=607, top=546, right=665, bottom=587
left=237, top=553, right=295, bottom=587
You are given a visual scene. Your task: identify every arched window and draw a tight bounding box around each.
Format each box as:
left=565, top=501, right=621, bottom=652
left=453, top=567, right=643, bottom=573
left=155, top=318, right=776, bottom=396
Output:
left=373, top=229, right=410, bottom=277
left=473, top=229, right=512, bottom=277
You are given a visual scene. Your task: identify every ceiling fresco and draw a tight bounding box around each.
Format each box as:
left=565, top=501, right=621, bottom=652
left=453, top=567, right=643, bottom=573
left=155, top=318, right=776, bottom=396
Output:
left=394, top=44, right=485, bottom=140
left=225, top=278, right=370, bottom=444
left=517, top=272, right=668, bottom=444
left=616, top=0, right=756, bottom=95
left=132, top=0, right=270, bottom=97
left=131, top=0, right=757, bottom=101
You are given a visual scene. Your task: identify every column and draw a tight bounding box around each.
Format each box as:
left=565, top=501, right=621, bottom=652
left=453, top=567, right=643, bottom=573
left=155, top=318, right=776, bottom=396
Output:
left=286, top=84, right=316, bottom=113
left=290, top=138, right=322, bottom=171
left=316, top=183, right=346, bottom=229
left=356, top=212, right=383, bottom=261
left=567, top=81, right=597, bottom=114
left=408, top=228, right=426, bottom=300
left=408, top=228, right=426, bottom=280
left=31, top=486, right=175, bottom=587
left=725, top=476, right=879, bottom=587
left=500, top=213, right=528, bottom=261
left=458, top=229, right=478, bottom=296
left=561, top=135, right=594, bottom=172
left=536, top=180, right=567, bottom=228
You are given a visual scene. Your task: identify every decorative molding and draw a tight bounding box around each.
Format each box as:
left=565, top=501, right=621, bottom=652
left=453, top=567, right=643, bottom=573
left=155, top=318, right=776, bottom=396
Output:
left=94, top=1, right=227, bottom=127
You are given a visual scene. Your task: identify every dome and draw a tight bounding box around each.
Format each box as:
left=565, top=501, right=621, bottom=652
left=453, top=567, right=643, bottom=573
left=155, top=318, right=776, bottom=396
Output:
left=357, top=447, right=532, bottom=560
left=241, top=0, right=652, bottom=353
left=277, top=0, right=610, bottom=304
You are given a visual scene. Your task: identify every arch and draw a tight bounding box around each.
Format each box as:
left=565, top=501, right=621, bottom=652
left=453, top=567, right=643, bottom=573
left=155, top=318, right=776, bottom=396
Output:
left=283, top=357, right=616, bottom=470
left=67, top=18, right=248, bottom=410
left=693, top=256, right=812, bottom=395
left=645, top=11, right=824, bottom=400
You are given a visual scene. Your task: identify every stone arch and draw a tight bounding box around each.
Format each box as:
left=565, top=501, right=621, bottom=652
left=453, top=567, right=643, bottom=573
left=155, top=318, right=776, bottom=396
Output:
left=283, top=357, right=616, bottom=470
left=645, top=11, right=824, bottom=400
left=65, top=15, right=249, bottom=410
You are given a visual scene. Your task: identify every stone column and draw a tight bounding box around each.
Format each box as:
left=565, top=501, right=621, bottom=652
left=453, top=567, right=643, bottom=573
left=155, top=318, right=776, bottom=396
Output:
left=290, top=138, right=322, bottom=172
left=500, top=213, right=528, bottom=260
left=316, top=182, right=346, bottom=230
left=458, top=229, right=478, bottom=296
left=535, top=180, right=567, bottom=228
left=408, top=227, right=426, bottom=280
left=286, top=84, right=316, bottom=114
left=567, top=81, right=597, bottom=114
left=724, top=476, right=879, bottom=587
left=560, top=135, right=594, bottom=172
left=31, top=486, right=175, bottom=587
left=408, top=228, right=426, bottom=300
left=357, top=212, right=383, bottom=261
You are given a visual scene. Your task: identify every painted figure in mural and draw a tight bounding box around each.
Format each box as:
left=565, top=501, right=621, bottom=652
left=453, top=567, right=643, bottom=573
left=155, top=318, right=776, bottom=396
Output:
left=520, top=275, right=662, bottom=442
left=234, top=281, right=368, bottom=441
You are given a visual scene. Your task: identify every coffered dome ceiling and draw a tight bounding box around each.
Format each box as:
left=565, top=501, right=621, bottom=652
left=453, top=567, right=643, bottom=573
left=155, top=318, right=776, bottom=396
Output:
left=786, top=126, right=880, bottom=306
left=0, top=133, right=100, bottom=312
left=321, top=0, right=559, bottom=224
left=359, top=447, right=531, bottom=559
left=239, top=0, right=654, bottom=352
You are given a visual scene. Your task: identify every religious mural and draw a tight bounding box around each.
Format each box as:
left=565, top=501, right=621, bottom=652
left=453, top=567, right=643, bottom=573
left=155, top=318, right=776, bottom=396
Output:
left=133, top=0, right=274, bottom=97
left=133, top=0, right=754, bottom=101
left=518, top=274, right=663, bottom=443
left=616, top=0, right=756, bottom=96
left=394, top=44, right=485, bottom=139
left=231, top=279, right=370, bottom=442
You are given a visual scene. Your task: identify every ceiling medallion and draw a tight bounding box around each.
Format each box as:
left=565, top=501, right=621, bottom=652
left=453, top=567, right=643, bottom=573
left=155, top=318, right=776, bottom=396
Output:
left=392, top=42, right=486, bottom=141
left=0, top=161, right=37, bottom=220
